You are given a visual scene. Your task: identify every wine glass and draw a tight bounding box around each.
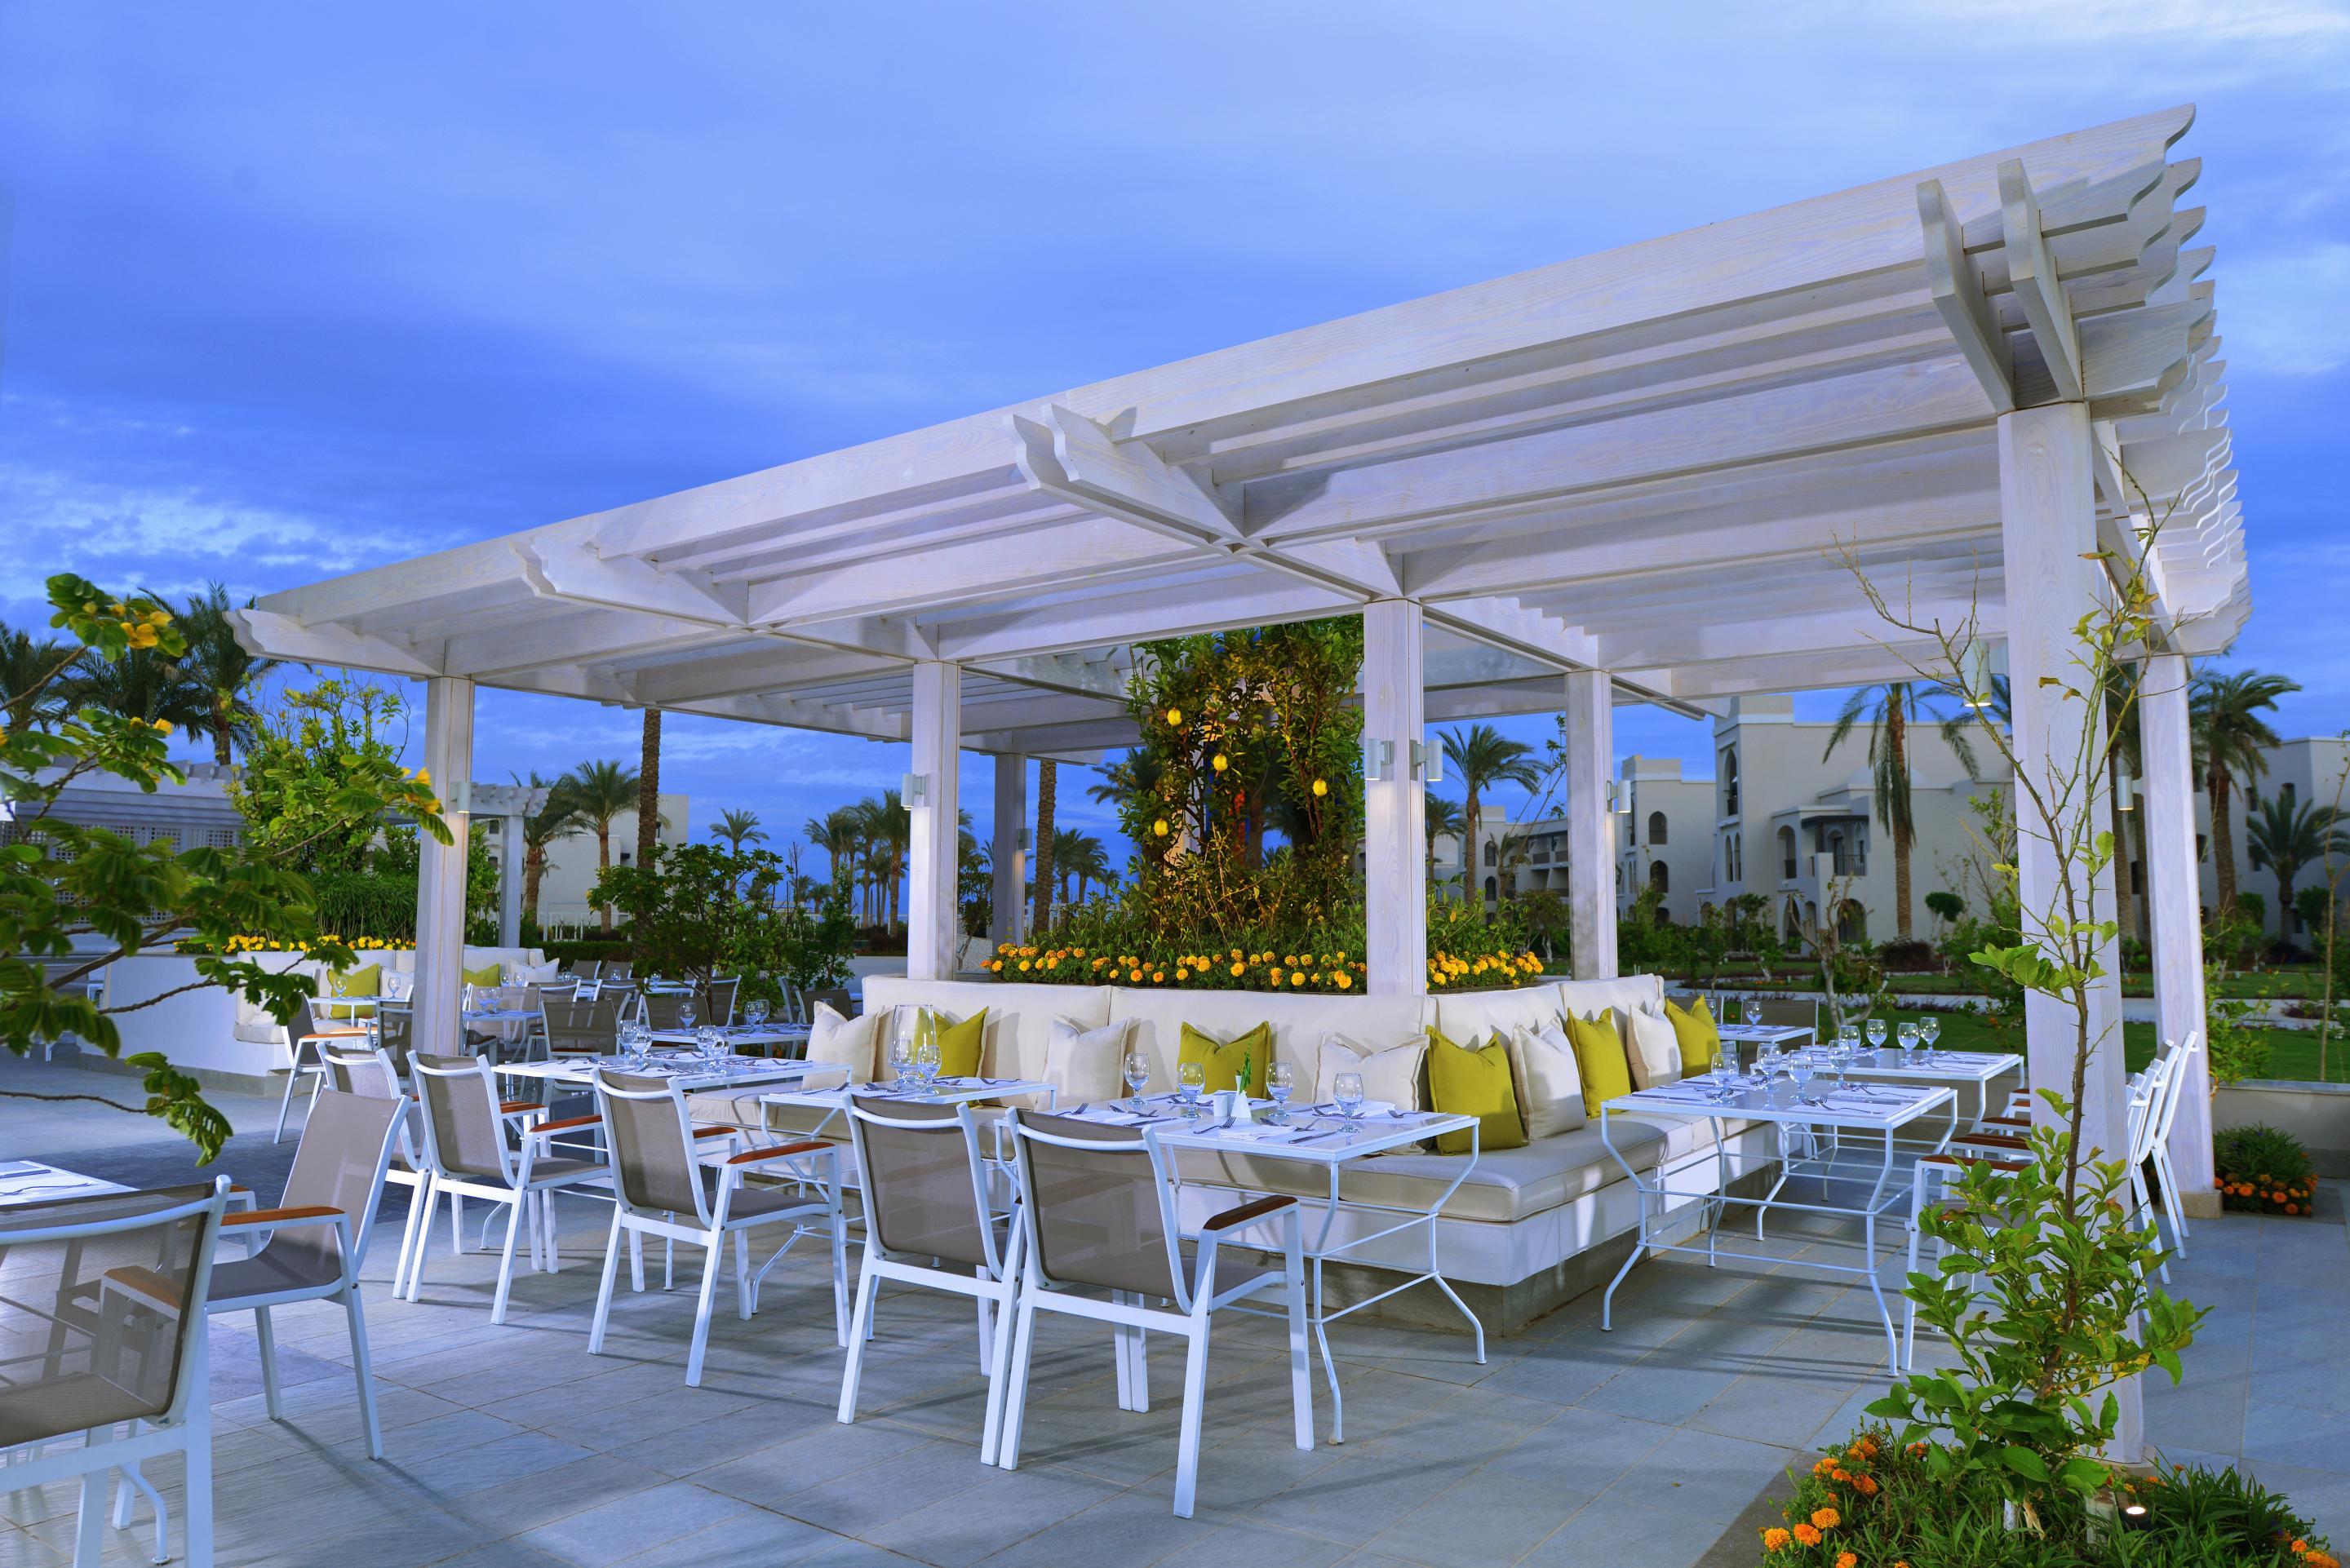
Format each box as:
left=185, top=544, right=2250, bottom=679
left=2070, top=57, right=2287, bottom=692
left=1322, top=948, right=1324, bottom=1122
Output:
left=678, top=998, right=698, bottom=1033
left=1123, top=1050, right=1152, bottom=1113
left=1865, top=1017, right=1887, bottom=1055
left=1333, top=1070, right=1366, bottom=1124
left=1177, top=1061, right=1206, bottom=1118
left=1266, top=1061, right=1296, bottom=1124
left=1743, top=994, right=1762, bottom=1030
left=1921, top=1016, right=1943, bottom=1062
left=1789, top=1054, right=1816, bottom=1105
left=745, top=997, right=769, bottom=1030
left=460, top=982, right=478, bottom=1017
left=916, top=1036, right=942, bottom=1089
left=1897, top=1020, right=1920, bottom=1061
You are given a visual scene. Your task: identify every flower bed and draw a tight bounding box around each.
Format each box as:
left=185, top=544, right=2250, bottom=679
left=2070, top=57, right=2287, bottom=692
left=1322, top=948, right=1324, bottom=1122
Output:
left=2214, top=1123, right=2320, bottom=1216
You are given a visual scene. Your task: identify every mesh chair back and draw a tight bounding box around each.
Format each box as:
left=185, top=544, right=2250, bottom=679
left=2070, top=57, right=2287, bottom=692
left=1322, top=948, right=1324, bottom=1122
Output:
left=705, top=978, right=738, bottom=1025
left=1011, top=1110, right=1177, bottom=1300
left=595, top=1070, right=707, bottom=1221
left=323, top=1043, right=401, bottom=1101
left=808, top=987, right=854, bottom=1021
left=575, top=960, right=602, bottom=981
left=850, top=1096, right=991, bottom=1270
left=1754, top=998, right=1819, bottom=1032
left=412, top=1055, right=514, bottom=1182
left=0, top=1185, right=220, bottom=1443
left=605, top=962, right=635, bottom=984
left=373, top=1005, right=415, bottom=1077
left=290, top=997, right=324, bottom=1044
left=274, top=1090, right=403, bottom=1274
left=543, top=996, right=626, bottom=1056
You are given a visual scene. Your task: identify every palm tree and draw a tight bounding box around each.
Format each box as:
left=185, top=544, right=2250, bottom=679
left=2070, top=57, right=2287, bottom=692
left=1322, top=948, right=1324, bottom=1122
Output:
left=1071, top=833, right=1114, bottom=905
left=869, top=790, right=910, bottom=932
left=175, top=582, right=280, bottom=764
left=1051, top=829, right=1111, bottom=905
left=1821, top=683, right=1977, bottom=941
left=1, top=623, right=78, bottom=733
left=806, top=808, right=862, bottom=904
left=712, top=808, right=767, bottom=853
left=1032, top=760, right=1058, bottom=934
left=2193, top=669, right=2299, bottom=917
left=636, top=709, right=663, bottom=873
left=1425, top=795, right=1465, bottom=890
left=2246, top=794, right=2348, bottom=946
left=556, top=760, right=641, bottom=932
left=61, top=644, right=209, bottom=736
left=512, top=771, right=583, bottom=927
left=1441, top=724, right=1538, bottom=907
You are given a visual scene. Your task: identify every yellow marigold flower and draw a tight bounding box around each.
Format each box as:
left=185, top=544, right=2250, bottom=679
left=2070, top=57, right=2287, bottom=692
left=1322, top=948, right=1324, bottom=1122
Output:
left=1333, top=972, right=1350, bottom=989
left=998, top=943, right=1013, bottom=954
left=1130, top=969, right=1143, bottom=982
left=1290, top=972, right=1306, bottom=987
left=1153, top=972, right=1165, bottom=983
left=1165, top=707, right=1182, bottom=726
left=1018, top=960, right=1031, bottom=971
left=1230, top=963, right=1244, bottom=977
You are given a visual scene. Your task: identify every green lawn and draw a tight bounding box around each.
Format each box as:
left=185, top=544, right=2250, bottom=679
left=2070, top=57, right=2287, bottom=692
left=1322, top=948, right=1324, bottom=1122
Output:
left=1873, top=1008, right=2349, bottom=1084
left=1679, top=960, right=2334, bottom=1003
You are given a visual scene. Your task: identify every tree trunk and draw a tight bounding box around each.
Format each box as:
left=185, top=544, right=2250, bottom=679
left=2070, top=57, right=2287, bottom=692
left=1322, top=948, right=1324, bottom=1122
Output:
left=1032, top=760, right=1058, bottom=935
left=2210, top=767, right=2239, bottom=915
left=211, top=697, right=233, bottom=766
left=523, top=845, right=545, bottom=923
left=2113, top=752, right=2139, bottom=945
left=596, top=824, right=613, bottom=932
left=636, top=709, right=662, bottom=873
left=1888, top=703, right=1913, bottom=940
left=1465, top=787, right=1483, bottom=911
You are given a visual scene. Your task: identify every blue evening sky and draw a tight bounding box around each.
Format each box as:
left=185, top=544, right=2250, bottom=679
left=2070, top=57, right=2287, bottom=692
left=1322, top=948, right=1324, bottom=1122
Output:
left=2, top=2, right=2344, bottom=871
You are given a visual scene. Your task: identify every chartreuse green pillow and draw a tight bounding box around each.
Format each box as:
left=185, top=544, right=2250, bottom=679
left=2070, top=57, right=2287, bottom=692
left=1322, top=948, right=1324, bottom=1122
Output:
left=1565, top=1009, right=1634, bottom=1109
left=326, top=963, right=381, bottom=999
left=1426, top=1025, right=1526, bottom=1156
left=1663, top=995, right=1720, bottom=1074
left=462, top=962, right=504, bottom=990
left=1178, top=1021, right=1266, bottom=1094
left=927, top=1007, right=989, bottom=1079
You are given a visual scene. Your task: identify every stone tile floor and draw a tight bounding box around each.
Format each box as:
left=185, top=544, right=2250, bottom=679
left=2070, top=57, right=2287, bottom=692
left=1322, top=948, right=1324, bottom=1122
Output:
left=2, top=1061, right=2339, bottom=1567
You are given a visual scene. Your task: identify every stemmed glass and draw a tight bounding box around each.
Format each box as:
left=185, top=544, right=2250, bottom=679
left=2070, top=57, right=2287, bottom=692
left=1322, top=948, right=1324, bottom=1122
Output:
left=1177, top=1061, right=1206, bottom=1119
left=744, top=997, right=769, bottom=1030
left=1920, top=1016, right=1943, bottom=1063
left=1789, top=1053, right=1817, bottom=1106
left=915, top=1036, right=942, bottom=1090
left=1266, top=1061, right=1296, bottom=1124
left=678, top=998, right=698, bottom=1034
left=1897, top=1020, right=1922, bottom=1066
left=1865, top=1017, right=1887, bottom=1056
left=695, top=1024, right=725, bottom=1074
left=1332, top=1070, right=1366, bottom=1125
left=1123, top=1050, right=1152, bottom=1113
left=1743, top=995, right=1762, bottom=1030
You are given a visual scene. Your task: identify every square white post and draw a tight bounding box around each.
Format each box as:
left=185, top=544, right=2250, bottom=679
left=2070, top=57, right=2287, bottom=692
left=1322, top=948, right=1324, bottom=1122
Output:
left=2141, top=650, right=2218, bottom=1214
left=1563, top=669, right=1617, bottom=980
left=1363, top=600, right=1426, bottom=996
left=1998, top=401, right=2138, bottom=1456
left=413, top=676, right=474, bottom=1056
left=991, top=754, right=1027, bottom=950
left=498, top=809, right=524, bottom=949
left=907, top=661, right=963, bottom=981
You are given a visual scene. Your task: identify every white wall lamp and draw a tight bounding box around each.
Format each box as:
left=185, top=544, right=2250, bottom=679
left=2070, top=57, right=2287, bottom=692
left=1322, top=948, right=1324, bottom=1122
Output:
left=1365, top=737, right=1443, bottom=784
left=901, top=772, right=929, bottom=808
left=2115, top=761, right=2136, bottom=813
left=1362, top=739, right=1394, bottom=782
left=1412, top=738, right=1443, bottom=783
left=447, top=778, right=472, bottom=813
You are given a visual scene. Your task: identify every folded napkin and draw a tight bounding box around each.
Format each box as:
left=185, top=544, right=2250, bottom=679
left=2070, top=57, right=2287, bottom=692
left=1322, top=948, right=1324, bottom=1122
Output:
left=1217, top=1123, right=1314, bottom=1144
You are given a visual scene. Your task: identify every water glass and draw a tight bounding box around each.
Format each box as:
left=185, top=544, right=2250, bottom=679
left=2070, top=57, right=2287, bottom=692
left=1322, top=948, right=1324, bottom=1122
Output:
left=745, top=998, right=769, bottom=1030
left=916, top=1037, right=942, bottom=1088
left=1266, top=1061, right=1296, bottom=1124
left=888, top=1029, right=916, bottom=1092
left=1124, top=1050, right=1152, bottom=1112
left=1897, top=1021, right=1921, bottom=1062
left=1742, top=995, right=1762, bottom=1029
left=1789, top=1056, right=1817, bottom=1105
left=1865, top=1017, right=1887, bottom=1052
left=1177, top=1061, right=1206, bottom=1118
left=1333, top=1070, right=1366, bottom=1123
left=1921, top=1017, right=1942, bottom=1061
left=679, top=999, right=698, bottom=1033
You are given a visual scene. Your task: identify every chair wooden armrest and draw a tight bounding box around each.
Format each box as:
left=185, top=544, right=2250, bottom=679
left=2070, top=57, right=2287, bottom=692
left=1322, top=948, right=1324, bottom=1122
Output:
left=1919, top=1154, right=2027, bottom=1172
left=693, top=1125, right=736, bottom=1140
left=223, top=1205, right=345, bottom=1229
left=1201, top=1194, right=1297, bottom=1232
left=1953, top=1132, right=2029, bottom=1150
left=527, top=1114, right=602, bottom=1136
left=499, top=1100, right=543, bottom=1116
left=725, top=1139, right=830, bottom=1165
left=101, top=1265, right=185, bottom=1312
left=300, top=1027, right=374, bottom=1042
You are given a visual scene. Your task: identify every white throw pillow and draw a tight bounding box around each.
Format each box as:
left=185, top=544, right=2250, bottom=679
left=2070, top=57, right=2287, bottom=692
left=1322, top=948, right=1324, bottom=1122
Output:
left=1315, top=1031, right=1427, bottom=1111
left=508, top=959, right=564, bottom=987
left=381, top=971, right=416, bottom=1003
left=1044, top=1017, right=1133, bottom=1105
left=1625, top=1007, right=1683, bottom=1090
left=805, top=1003, right=885, bottom=1085
left=1506, top=1022, right=1587, bottom=1140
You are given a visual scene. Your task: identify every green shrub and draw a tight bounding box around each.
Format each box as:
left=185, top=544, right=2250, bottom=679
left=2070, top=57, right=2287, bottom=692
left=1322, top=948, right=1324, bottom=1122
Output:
left=1758, top=1424, right=2335, bottom=1566
left=2214, top=1123, right=2318, bottom=1215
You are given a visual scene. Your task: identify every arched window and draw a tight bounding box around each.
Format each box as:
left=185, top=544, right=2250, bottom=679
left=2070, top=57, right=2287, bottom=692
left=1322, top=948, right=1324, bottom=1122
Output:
left=1649, top=861, right=1669, bottom=894
left=1483, top=839, right=1499, bottom=869
left=1722, top=749, right=1740, bottom=817
left=1483, top=875, right=1498, bottom=903
left=1828, top=831, right=1847, bottom=876
left=1836, top=900, right=1868, bottom=943
left=1779, top=826, right=1797, bottom=880
left=1647, top=810, right=1668, bottom=846
left=1730, top=832, right=1742, bottom=881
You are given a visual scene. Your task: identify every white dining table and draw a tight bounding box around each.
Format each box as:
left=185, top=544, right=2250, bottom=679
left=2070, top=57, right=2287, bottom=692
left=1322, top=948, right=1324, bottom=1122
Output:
left=0, top=1161, right=129, bottom=1207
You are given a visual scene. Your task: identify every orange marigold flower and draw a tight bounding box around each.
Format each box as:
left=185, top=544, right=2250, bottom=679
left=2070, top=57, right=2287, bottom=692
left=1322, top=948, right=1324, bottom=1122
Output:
left=1854, top=1474, right=1878, bottom=1495
left=1811, top=1508, right=1840, bottom=1530
left=1759, top=1527, right=1791, bottom=1552
left=1836, top=1554, right=1857, bottom=1568
left=1830, top=1468, right=1851, bottom=1483
left=1793, top=1524, right=1821, bottom=1547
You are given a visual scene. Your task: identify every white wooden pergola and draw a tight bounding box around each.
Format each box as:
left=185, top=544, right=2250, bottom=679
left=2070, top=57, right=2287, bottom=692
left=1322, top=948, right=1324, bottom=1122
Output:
left=240, top=105, right=2241, bottom=1366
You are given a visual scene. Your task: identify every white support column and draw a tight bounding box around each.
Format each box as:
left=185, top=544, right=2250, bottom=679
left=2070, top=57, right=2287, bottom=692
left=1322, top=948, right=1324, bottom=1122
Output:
left=413, top=677, right=475, bottom=1057
left=1999, top=401, right=2139, bottom=1455
left=907, top=661, right=963, bottom=981
left=1563, top=669, right=1618, bottom=980
left=1362, top=600, right=1427, bottom=996
left=498, top=809, right=524, bottom=949
left=991, top=754, right=1027, bottom=950
left=2142, top=650, right=2219, bottom=1216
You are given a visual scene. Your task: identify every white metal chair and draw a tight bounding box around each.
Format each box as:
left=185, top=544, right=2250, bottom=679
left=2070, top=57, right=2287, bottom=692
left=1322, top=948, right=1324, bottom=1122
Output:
left=2147, top=1031, right=2201, bottom=1257
left=406, top=1053, right=609, bottom=1323
left=321, top=1041, right=439, bottom=1299
left=836, top=1095, right=1022, bottom=1461
left=206, top=1089, right=406, bottom=1457
left=995, top=1109, right=1313, bottom=1519
left=587, top=1069, right=847, bottom=1387
left=274, top=997, right=373, bottom=1142
left=0, top=1180, right=231, bottom=1567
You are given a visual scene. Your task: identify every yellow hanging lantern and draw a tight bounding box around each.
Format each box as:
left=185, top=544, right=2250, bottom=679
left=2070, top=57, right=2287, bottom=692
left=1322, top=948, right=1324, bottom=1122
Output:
left=1165, top=706, right=1182, bottom=726
left=1311, top=777, right=1328, bottom=797
left=1211, top=753, right=1229, bottom=773
left=1153, top=819, right=1170, bottom=837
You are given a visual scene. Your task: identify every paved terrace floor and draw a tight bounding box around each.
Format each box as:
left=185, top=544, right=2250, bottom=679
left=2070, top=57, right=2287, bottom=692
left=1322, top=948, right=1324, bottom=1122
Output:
left=2, top=1057, right=2340, bottom=1568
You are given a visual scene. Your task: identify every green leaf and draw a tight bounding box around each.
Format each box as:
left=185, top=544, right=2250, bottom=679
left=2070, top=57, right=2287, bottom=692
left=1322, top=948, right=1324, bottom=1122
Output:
left=1999, top=1446, right=2052, bottom=1482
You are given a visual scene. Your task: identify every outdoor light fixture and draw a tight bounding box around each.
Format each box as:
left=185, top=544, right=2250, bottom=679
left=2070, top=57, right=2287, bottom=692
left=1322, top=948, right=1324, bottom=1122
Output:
left=1411, top=739, right=1443, bottom=783
left=1963, top=642, right=1998, bottom=710
left=447, top=778, right=472, bottom=813
left=901, top=772, right=929, bottom=807
left=1605, top=780, right=1632, bottom=816
left=1363, top=738, right=1394, bottom=782
left=2115, top=761, right=2137, bottom=812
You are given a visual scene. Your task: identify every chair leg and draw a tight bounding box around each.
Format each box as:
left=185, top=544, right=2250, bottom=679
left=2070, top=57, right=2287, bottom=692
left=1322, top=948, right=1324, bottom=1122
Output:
left=996, top=1282, right=1041, bottom=1472
left=685, top=1238, right=724, bottom=1388
left=394, top=1175, right=432, bottom=1298
left=828, top=1199, right=849, bottom=1347
left=75, top=1459, right=109, bottom=1568
left=448, top=1190, right=465, bottom=1256
left=406, top=1203, right=433, bottom=1302
left=2156, top=1145, right=2192, bottom=1242
left=255, top=1306, right=282, bottom=1419
left=343, top=1286, right=384, bottom=1461
left=734, top=1229, right=753, bottom=1320
left=836, top=1252, right=880, bottom=1424
left=1111, top=1292, right=1133, bottom=1411
left=1172, top=1314, right=1213, bottom=1519
left=973, top=1286, right=993, bottom=1374
left=491, top=1198, right=524, bottom=1324
left=184, top=1396, right=214, bottom=1568
left=978, top=1278, right=1018, bottom=1468
left=1285, top=1225, right=1313, bottom=1452
left=589, top=1208, right=623, bottom=1357
left=628, top=1228, right=646, bottom=1293
left=273, top=1048, right=308, bottom=1142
